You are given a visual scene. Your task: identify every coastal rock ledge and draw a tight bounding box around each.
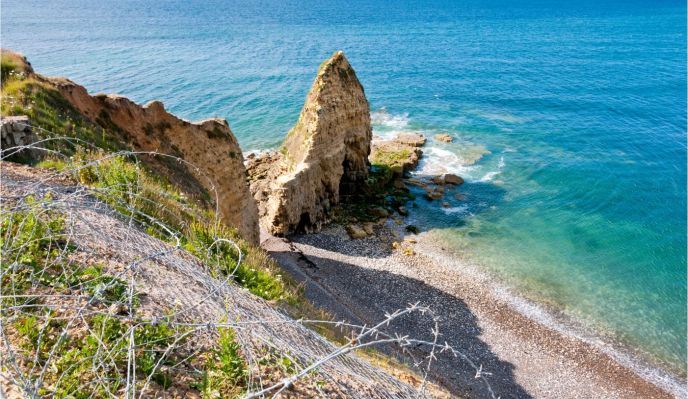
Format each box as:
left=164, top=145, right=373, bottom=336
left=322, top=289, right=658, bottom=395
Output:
left=1, top=49, right=259, bottom=244
left=248, top=51, right=372, bottom=235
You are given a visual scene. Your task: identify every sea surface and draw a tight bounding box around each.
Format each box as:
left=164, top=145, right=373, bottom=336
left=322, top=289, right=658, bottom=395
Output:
left=3, top=0, right=686, bottom=381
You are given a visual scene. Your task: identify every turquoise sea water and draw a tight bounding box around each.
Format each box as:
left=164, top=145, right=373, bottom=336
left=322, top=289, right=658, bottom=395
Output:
left=3, top=0, right=686, bottom=378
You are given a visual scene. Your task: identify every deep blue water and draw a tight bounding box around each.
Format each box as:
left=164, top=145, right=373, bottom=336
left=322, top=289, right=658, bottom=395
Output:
left=3, top=0, right=686, bottom=376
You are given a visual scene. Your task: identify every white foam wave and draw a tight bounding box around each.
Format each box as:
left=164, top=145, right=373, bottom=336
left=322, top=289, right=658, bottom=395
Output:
left=415, top=146, right=472, bottom=176
left=479, top=156, right=505, bottom=182
left=371, top=108, right=410, bottom=130
left=441, top=205, right=469, bottom=215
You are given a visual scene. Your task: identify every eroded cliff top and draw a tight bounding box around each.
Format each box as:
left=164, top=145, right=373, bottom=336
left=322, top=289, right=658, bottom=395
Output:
left=1, top=49, right=259, bottom=244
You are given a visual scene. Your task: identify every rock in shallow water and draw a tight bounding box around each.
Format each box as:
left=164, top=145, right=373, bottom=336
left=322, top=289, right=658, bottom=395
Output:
left=395, top=132, right=426, bottom=147
left=369, top=207, right=390, bottom=218
left=434, top=133, right=453, bottom=143
left=444, top=173, right=464, bottom=185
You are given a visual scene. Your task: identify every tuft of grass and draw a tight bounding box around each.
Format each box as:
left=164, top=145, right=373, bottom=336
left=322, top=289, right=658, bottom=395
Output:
left=196, top=327, right=247, bottom=398
left=185, top=222, right=294, bottom=302
left=36, top=158, right=70, bottom=171
left=0, top=203, right=249, bottom=397
left=2, top=203, right=186, bottom=397
left=37, top=151, right=298, bottom=303
left=0, top=197, right=70, bottom=296
left=1, top=58, right=17, bottom=84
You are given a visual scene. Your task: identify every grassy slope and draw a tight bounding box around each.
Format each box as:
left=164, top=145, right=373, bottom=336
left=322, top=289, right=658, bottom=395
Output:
left=0, top=53, right=323, bottom=397
left=1, top=53, right=295, bottom=303
left=1, top=52, right=438, bottom=398
left=1, top=203, right=256, bottom=397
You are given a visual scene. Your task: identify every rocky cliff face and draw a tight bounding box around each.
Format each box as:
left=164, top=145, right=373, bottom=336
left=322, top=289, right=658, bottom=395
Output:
left=2, top=50, right=259, bottom=244
left=248, top=51, right=372, bottom=235
left=55, top=81, right=259, bottom=244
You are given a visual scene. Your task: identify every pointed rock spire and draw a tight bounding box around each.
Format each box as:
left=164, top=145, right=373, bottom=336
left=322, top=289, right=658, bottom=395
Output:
left=250, top=51, right=372, bottom=235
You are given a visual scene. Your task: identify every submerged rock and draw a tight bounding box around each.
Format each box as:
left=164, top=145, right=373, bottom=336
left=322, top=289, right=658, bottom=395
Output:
left=370, top=207, right=390, bottom=218
left=434, top=133, right=453, bottom=143
left=395, top=132, right=426, bottom=147
left=431, top=176, right=445, bottom=185
left=249, top=51, right=372, bottom=235
left=405, top=225, right=419, bottom=234
left=425, top=189, right=444, bottom=200
left=393, top=179, right=407, bottom=190
left=405, top=178, right=429, bottom=188
left=444, top=174, right=464, bottom=185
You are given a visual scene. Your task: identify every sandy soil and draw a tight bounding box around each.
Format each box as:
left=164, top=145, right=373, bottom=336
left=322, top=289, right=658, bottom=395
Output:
left=263, top=223, right=683, bottom=399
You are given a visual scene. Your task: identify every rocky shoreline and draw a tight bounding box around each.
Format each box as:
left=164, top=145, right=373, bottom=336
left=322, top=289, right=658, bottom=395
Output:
left=259, top=126, right=682, bottom=398
left=262, top=220, right=681, bottom=399
left=5, top=46, right=680, bottom=398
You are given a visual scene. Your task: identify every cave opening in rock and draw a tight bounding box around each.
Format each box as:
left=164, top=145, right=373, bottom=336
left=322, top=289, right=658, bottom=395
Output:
left=296, top=212, right=311, bottom=233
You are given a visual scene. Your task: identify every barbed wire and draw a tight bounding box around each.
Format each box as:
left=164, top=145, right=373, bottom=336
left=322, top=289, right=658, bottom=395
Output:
left=0, top=135, right=497, bottom=399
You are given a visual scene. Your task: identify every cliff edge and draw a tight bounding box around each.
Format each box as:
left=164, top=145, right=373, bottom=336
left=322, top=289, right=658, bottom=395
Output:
left=1, top=49, right=259, bottom=244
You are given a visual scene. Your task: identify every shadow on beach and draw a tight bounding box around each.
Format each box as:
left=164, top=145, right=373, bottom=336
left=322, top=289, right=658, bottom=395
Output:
left=263, top=177, right=533, bottom=397
left=268, top=246, right=533, bottom=399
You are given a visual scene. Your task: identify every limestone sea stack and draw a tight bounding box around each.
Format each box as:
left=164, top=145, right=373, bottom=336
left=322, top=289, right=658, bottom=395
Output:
left=249, top=51, right=372, bottom=235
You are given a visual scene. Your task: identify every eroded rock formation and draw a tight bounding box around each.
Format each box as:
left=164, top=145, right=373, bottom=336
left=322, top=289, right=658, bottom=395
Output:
left=248, top=51, right=372, bottom=235
left=0, top=115, right=41, bottom=162
left=370, top=132, right=425, bottom=178
left=57, top=82, right=259, bottom=244
left=3, top=50, right=259, bottom=244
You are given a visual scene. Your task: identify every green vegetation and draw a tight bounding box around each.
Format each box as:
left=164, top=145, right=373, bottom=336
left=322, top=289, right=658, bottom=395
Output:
left=334, top=159, right=415, bottom=225
left=1, top=57, right=17, bottom=83
left=1, top=203, right=250, bottom=398
left=186, top=222, right=293, bottom=301
left=196, top=327, right=247, bottom=397
left=143, top=121, right=172, bottom=137
left=206, top=126, right=229, bottom=140
left=37, top=150, right=296, bottom=302
left=1, top=196, right=72, bottom=296
left=1, top=56, right=295, bottom=303
left=12, top=307, right=197, bottom=397
left=1, top=76, right=123, bottom=155
left=369, top=147, right=411, bottom=170
left=0, top=52, right=426, bottom=397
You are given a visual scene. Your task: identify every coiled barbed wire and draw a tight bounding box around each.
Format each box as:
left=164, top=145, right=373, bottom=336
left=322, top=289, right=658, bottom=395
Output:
left=0, top=133, right=497, bottom=399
